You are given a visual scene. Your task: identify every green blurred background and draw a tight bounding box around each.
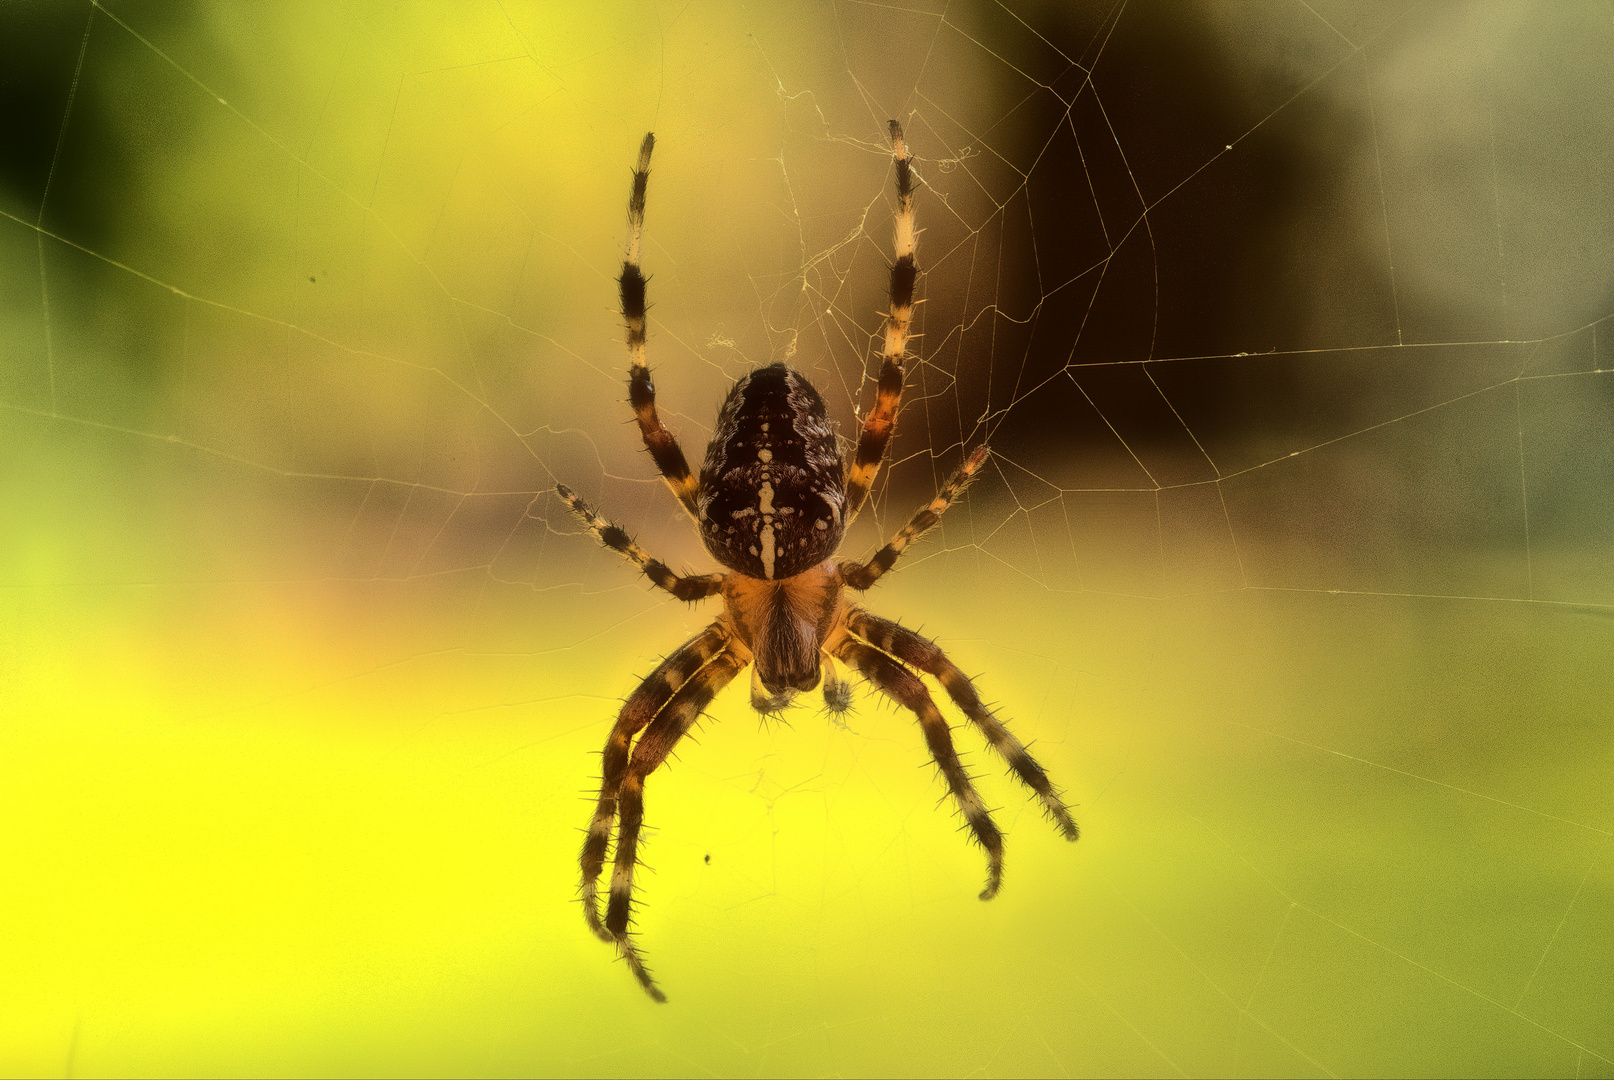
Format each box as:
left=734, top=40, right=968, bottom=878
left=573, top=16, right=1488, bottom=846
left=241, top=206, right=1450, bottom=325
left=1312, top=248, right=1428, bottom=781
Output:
left=2, top=1, right=1610, bottom=1076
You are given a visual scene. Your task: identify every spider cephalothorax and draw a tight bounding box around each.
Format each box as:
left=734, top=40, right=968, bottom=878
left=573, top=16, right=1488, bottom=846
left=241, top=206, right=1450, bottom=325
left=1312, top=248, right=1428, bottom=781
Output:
left=557, top=125, right=1079, bottom=1002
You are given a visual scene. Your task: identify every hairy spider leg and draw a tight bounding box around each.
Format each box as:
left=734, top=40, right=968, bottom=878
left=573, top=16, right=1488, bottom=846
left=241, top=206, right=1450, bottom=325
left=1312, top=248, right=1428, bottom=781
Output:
left=619, top=132, right=702, bottom=520
left=844, top=120, right=919, bottom=523
left=848, top=611, right=1078, bottom=840
left=555, top=484, right=723, bottom=601
left=841, top=443, right=989, bottom=591
left=580, top=623, right=730, bottom=943
left=834, top=635, right=1006, bottom=900
left=608, top=645, right=748, bottom=1002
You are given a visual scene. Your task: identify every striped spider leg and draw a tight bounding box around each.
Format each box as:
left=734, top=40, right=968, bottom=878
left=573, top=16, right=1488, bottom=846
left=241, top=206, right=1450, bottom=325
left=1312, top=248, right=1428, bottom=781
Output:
left=834, top=446, right=1079, bottom=900
left=574, top=616, right=745, bottom=1002
left=553, top=485, right=722, bottom=602
left=844, top=120, right=919, bottom=524
left=618, top=133, right=702, bottom=520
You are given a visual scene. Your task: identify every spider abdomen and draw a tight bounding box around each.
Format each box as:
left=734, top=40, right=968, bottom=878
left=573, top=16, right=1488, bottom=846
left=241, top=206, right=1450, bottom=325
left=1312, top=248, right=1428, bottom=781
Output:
left=699, top=363, right=845, bottom=579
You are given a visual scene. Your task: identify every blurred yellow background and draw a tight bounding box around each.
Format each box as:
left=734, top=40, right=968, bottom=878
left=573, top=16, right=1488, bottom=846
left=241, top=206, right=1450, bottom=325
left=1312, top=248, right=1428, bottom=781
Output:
left=2, top=1, right=1610, bottom=1076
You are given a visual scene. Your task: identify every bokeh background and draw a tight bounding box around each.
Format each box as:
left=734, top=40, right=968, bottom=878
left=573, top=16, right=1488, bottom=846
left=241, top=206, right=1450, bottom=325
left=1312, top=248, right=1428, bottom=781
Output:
left=3, top=0, right=1611, bottom=1076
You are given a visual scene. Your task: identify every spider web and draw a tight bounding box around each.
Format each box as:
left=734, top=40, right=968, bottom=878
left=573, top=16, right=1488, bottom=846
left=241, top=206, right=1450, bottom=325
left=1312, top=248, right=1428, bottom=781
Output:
left=2, top=0, right=1610, bottom=1076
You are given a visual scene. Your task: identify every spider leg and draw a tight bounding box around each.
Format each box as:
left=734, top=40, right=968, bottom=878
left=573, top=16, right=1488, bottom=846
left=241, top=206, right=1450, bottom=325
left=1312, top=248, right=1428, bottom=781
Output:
left=834, top=634, right=1006, bottom=900
left=841, top=443, right=988, bottom=591
left=844, top=120, right=918, bottom=524
left=580, top=622, right=729, bottom=944
left=848, top=611, right=1079, bottom=840
left=555, top=484, right=723, bottom=601
left=619, top=132, right=702, bottom=520
left=608, top=642, right=747, bottom=1002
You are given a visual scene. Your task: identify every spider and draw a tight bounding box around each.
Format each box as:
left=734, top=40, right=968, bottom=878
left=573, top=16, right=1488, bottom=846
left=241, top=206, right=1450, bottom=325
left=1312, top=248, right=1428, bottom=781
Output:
left=557, top=123, right=1079, bottom=1001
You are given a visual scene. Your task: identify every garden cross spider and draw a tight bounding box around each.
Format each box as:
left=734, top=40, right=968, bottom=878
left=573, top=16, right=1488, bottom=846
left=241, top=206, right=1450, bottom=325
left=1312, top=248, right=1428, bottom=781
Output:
left=558, top=124, right=1080, bottom=1001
